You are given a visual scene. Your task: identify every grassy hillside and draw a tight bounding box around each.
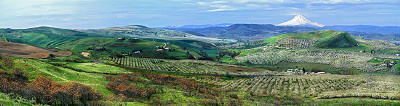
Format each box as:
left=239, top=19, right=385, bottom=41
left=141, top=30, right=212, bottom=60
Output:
left=2, top=53, right=400, bottom=105
left=81, top=25, right=190, bottom=38
left=57, top=37, right=218, bottom=59
left=219, top=30, right=362, bottom=64
left=0, top=26, right=220, bottom=59
left=264, top=29, right=359, bottom=48
left=0, top=56, right=257, bottom=105
left=221, top=30, right=400, bottom=68
left=0, top=92, right=33, bottom=106
left=314, top=31, right=358, bottom=48
left=0, top=27, right=100, bottom=49
left=2, top=26, right=400, bottom=105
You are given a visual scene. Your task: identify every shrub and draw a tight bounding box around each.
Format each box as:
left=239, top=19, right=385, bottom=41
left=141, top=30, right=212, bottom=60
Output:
left=1, top=56, right=14, bottom=70
left=0, top=69, right=102, bottom=105
left=105, top=74, right=156, bottom=100
left=140, top=73, right=219, bottom=98
left=105, top=73, right=220, bottom=103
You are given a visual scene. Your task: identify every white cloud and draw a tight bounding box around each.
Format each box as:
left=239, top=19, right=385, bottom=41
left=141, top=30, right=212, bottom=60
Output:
left=195, top=0, right=397, bottom=12
left=0, top=0, right=98, bottom=28
left=308, top=0, right=366, bottom=4
left=0, top=0, right=93, bottom=16
left=232, top=0, right=287, bottom=3
left=197, top=0, right=271, bottom=12
left=208, top=5, right=238, bottom=12
left=198, top=0, right=395, bottom=4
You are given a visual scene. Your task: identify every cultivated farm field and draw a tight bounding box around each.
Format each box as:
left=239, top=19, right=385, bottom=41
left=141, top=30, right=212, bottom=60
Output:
left=195, top=74, right=400, bottom=100
left=101, top=56, right=279, bottom=76
left=0, top=42, right=71, bottom=58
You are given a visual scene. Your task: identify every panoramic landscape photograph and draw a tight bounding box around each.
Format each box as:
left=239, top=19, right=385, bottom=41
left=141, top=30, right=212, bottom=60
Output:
left=1, top=0, right=400, bottom=105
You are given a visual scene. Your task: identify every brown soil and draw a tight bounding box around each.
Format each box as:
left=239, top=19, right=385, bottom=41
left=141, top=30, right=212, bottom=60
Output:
left=0, top=42, right=71, bottom=59
left=217, top=65, right=260, bottom=72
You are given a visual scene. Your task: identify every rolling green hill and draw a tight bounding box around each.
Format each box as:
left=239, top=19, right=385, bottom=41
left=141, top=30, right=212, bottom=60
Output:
left=57, top=37, right=218, bottom=59
left=0, top=26, right=220, bottom=59
left=0, top=27, right=101, bottom=49
left=264, top=29, right=359, bottom=48
left=315, top=32, right=358, bottom=48
left=81, top=25, right=190, bottom=38
left=0, top=55, right=256, bottom=105
left=2, top=27, right=400, bottom=105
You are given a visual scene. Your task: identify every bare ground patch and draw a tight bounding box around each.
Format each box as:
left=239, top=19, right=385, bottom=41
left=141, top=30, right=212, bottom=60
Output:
left=0, top=42, right=71, bottom=58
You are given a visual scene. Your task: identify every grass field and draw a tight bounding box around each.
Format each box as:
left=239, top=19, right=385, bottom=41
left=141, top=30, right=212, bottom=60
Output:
left=56, top=37, right=215, bottom=59
left=14, top=58, right=114, bottom=96
left=4, top=56, right=251, bottom=105
left=65, top=62, right=132, bottom=74
left=1, top=27, right=97, bottom=49
left=315, top=98, right=400, bottom=105
left=1, top=54, right=400, bottom=105
left=263, top=30, right=359, bottom=49
left=2, top=26, right=220, bottom=60
left=263, top=30, right=345, bottom=45
left=0, top=92, right=33, bottom=106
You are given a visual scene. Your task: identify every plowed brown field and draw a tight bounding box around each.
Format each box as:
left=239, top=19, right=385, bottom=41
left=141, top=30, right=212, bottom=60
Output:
left=0, top=42, right=71, bottom=58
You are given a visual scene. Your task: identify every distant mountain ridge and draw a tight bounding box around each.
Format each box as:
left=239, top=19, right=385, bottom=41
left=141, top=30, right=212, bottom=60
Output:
left=164, top=24, right=317, bottom=41
left=161, top=23, right=233, bottom=29
left=161, top=15, right=398, bottom=42
left=322, top=25, right=400, bottom=35
left=78, top=25, right=234, bottom=43
left=81, top=25, right=191, bottom=38
left=321, top=25, right=400, bottom=43
left=164, top=22, right=400, bottom=42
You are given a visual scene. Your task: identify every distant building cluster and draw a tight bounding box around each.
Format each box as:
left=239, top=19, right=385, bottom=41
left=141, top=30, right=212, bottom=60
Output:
left=287, top=68, right=326, bottom=75
left=81, top=52, right=90, bottom=58
left=156, top=43, right=172, bottom=52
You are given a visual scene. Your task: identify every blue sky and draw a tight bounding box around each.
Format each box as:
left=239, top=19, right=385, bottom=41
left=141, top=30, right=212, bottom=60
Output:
left=0, top=0, right=399, bottom=29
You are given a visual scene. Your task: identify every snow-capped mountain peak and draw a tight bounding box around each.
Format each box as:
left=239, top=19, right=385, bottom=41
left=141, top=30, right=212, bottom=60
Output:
left=277, top=15, right=325, bottom=27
